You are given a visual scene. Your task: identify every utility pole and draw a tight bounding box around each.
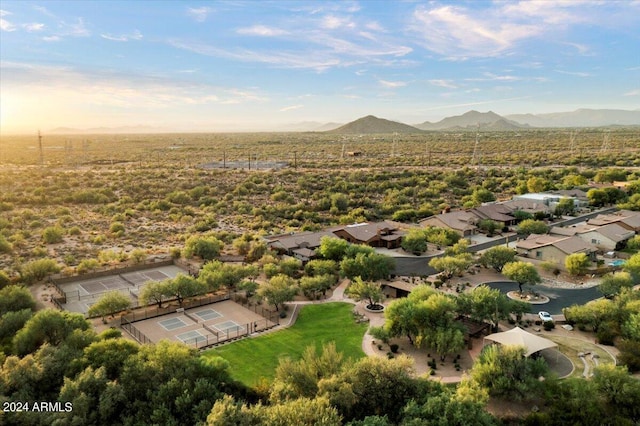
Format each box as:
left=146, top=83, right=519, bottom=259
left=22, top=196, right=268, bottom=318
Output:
left=38, top=130, right=44, bottom=165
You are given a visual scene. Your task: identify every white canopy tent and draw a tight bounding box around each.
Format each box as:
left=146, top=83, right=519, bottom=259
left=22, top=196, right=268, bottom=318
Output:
left=484, top=326, right=558, bottom=357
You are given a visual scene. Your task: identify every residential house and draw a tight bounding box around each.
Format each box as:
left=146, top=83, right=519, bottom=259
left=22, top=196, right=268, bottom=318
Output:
left=331, top=220, right=405, bottom=249
left=587, top=210, right=640, bottom=233
left=516, top=234, right=597, bottom=267
left=551, top=223, right=635, bottom=252
left=472, top=204, right=517, bottom=228
left=419, top=211, right=478, bottom=237
left=264, top=230, right=335, bottom=262
left=501, top=199, right=551, bottom=218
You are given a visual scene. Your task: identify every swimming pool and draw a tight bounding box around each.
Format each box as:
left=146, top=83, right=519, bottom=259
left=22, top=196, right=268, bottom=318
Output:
left=608, top=259, right=626, bottom=267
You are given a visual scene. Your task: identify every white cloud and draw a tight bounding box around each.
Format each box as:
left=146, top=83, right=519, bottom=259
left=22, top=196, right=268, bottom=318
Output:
left=408, top=2, right=621, bottom=59
left=429, top=79, right=457, bottom=89
left=101, top=30, right=143, bottom=42
left=43, top=35, right=60, bottom=42
left=280, top=104, right=303, bottom=112
left=65, top=17, right=90, bottom=37
left=237, top=25, right=288, bottom=37
left=623, top=89, right=640, bottom=96
left=23, top=22, right=45, bottom=32
left=379, top=79, right=406, bottom=88
left=0, top=9, right=16, bottom=32
left=555, top=70, right=592, bottom=77
left=187, top=7, right=213, bottom=23
left=321, top=15, right=355, bottom=29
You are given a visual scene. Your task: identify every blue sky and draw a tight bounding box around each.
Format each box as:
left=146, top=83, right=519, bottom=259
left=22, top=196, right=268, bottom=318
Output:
left=1, top=0, right=639, bottom=133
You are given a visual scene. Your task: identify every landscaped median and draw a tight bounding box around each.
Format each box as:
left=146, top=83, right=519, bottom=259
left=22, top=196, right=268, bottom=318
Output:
left=201, top=302, right=368, bottom=386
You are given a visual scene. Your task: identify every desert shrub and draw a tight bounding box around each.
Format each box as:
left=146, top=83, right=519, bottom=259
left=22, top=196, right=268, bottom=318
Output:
left=42, top=226, right=65, bottom=244
left=20, top=258, right=61, bottom=283
left=130, top=249, right=147, bottom=264
left=77, top=258, right=100, bottom=274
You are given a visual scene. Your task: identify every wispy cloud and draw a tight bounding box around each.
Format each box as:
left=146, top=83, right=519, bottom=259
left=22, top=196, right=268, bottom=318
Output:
left=101, top=30, right=143, bottom=42
left=187, top=7, right=213, bottom=23
left=379, top=79, right=406, bottom=88
left=23, top=22, right=45, bottom=32
left=408, top=2, right=615, bottom=59
left=0, top=9, right=16, bottom=32
left=623, top=89, right=639, bottom=97
left=237, top=25, right=288, bottom=37
left=321, top=14, right=355, bottom=30
left=429, top=79, right=457, bottom=89
left=555, top=70, right=592, bottom=77
left=280, top=104, right=303, bottom=112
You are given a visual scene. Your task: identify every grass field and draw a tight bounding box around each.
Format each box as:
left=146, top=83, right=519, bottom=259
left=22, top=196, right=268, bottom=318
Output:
left=545, top=334, right=616, bottom=378
left=202, top=302, right=368, bottom=386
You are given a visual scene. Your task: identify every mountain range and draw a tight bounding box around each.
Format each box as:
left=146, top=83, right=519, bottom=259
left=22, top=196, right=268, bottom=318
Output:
left=45, top=109, right=639, bottom=134
left=319, top=109, right=640, bottom=134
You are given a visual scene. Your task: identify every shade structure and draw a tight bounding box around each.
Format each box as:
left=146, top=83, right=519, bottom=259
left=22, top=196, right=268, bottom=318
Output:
left=484, top=326, right=558, bottom=357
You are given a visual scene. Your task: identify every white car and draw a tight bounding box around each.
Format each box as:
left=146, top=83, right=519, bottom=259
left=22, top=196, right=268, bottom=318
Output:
left=538, top=311, right=553, bottom=322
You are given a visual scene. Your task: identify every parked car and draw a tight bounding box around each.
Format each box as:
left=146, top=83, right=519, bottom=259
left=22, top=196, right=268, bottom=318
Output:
left=538, top=311, right=553, bottom=322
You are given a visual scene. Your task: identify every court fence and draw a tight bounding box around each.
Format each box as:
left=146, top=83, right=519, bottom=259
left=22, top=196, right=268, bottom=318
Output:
left=117, top=291, right=280, bottom=350
left=180, top=317, right=279, bottom=349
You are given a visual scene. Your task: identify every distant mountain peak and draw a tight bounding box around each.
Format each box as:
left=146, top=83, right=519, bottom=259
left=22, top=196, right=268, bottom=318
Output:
left=414, top=110, right=525, bottom=131
left=327, top=115, right=423, bottom=134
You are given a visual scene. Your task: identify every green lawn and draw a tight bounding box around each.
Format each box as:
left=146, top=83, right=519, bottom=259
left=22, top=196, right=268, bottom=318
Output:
left=202, top=302, right=368, bottom=386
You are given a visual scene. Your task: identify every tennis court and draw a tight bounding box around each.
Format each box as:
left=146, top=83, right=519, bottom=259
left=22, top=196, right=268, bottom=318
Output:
left=159, top=317, right=190, bottom=331
left=129, top=300, right=274, bottom=348
left=176, top=330, right=207, bottom=344
left=193, top=308, right=222, bottom=321
left=57, top=264, right=188, bottom=315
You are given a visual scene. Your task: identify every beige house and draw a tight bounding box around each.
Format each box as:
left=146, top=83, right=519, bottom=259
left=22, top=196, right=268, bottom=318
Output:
left=419, top=211, right=478, bottom=237
left=587, top=210, right=640, bottom=233
left=550, top=223, right=635, bottom=252
left=516, top=234, right=597, bottom=267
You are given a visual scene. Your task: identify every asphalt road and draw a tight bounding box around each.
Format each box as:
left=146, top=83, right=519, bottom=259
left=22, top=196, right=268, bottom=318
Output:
left=484, top=281, right=602, bottom=315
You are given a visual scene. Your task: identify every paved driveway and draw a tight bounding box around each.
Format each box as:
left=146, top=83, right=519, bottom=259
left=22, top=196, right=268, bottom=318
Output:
left=485, top=281, right=602, bottom=315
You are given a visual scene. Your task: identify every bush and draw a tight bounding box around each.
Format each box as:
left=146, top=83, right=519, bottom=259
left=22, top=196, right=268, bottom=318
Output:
left=42, top=226, right=65, bottom=244
left=77, top=258, right=100, bottom=274
left=543, top=321, right=555, bottom=331
left=390, top=343, right=399, bottom=353
left=20, top=259, right=61, bottom=283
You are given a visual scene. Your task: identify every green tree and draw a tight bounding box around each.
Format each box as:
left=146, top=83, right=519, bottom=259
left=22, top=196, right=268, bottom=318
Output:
left=304, top=259, right=338, bottom=277
left=427, top=326, right=465, bottom=362
left=598, top=272, right=633, bottom=298
left=592, top=364, right=640, bottom=422
left=138, top=279, right=171, bottom=308
left=457, top=285, right=526, bottom=332
left=270, top=342, right=345, bottom=402
left=479, top=246, right=516, bottom=272
left=517, top=219, right=549, bottom=235
left=19, top=258, right=61, bottom=283
left=184, top=234, right=224, bottom=260
left=166, top=273, right=206, bottom=306
left=318, top=236, right=350, bottom=261
left=502, top=261, right=541, bottom=294
left=469, top=344, right=550, bottom=401
left=554, top=197, right=576, bottom=217
left=587, top=188, right=609, bottom=207
left=429, top=255, right=472, bottom=280
left=258, top=274, right=298, bottom=311
left=477, top=219, right=500, bottom=236
left=81, top=337, right=140, bottom=380
left=198, top=260, right=254, bottom=291
left=13, top=309, right=90, bottom=356
left=401, top=229, right=429, bottom=255
left=340, top=252, right=395, bottom=281
left=346, top=277, right=383, bottom=308
left=87, top=291, right=132, bottom=321
left=0, top=285, right=36, bottom=316
left=472, top=188, right=496, bottom=205
left=564, top=252, right=591, bottom=276
left=0, top=309, right=33, bottom=352
left=526, top=176, right=548, bottom=193
left=623, top=252, right=640, bottom=283
left=300, top=274, right=335, bottom=300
